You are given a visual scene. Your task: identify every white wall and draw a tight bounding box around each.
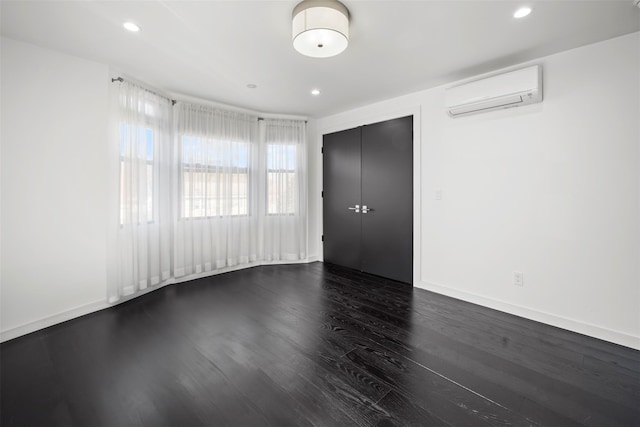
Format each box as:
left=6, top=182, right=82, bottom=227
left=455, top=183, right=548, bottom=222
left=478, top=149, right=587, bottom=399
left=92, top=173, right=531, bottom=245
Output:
left=0, top=37, right=322, bottom=341
left=316, top=32, right=640, bottom=349
left=306, top=118, right=321, bottom=260
left=1, top=38, right=111, bottom=340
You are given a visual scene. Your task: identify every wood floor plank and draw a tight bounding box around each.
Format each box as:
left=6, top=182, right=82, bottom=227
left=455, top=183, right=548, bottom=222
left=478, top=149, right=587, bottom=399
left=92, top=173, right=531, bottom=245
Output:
left=306, top=268, right=637, bottom=425
left=376, top=389, right=455, bottom=427
left=344, top=346, right=538, bottom=427
left=313, top=264, right=640, bottom=418
left=2, top=262, right=639, bottom=427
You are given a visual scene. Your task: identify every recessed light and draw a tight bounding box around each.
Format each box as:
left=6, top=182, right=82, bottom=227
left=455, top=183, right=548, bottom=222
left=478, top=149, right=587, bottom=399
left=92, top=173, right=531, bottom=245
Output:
left=247, top=84, right=257, bottom=89
left=123, top=22, right=141, bottom=32
left=513, top=7, right=532, bottom=18
left=311, top=89, right=320, bottom=96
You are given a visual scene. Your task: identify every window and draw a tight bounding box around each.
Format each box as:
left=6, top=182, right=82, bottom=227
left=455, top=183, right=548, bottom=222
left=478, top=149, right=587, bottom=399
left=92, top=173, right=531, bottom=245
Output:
left=119, top=124, right=154, bottom=224
left=181, top=136, right=249, bottom=218
left=267, top=143, right=297, bottom=215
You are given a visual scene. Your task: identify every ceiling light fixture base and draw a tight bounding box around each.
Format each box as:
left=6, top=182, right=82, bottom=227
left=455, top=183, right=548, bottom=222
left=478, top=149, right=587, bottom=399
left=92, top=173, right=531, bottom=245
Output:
left=292, top=0, right=350, bottom=58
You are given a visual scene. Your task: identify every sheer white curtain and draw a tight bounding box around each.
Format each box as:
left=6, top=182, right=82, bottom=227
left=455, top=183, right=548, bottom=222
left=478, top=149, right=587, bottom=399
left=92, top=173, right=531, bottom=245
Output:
left=262, top=119, right=307, bottom=261
left=173, top=103, right=259, bottom=277
left=108, top=81, right=173, bottom=302
left=109, top=87, right=308, bottom=300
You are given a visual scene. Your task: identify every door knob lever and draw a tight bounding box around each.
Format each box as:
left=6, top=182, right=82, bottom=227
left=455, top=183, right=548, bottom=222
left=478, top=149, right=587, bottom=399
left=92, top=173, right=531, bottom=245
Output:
left=348, top=204, right=360, bottom=213
left=362, top=205, right=373, bottom=213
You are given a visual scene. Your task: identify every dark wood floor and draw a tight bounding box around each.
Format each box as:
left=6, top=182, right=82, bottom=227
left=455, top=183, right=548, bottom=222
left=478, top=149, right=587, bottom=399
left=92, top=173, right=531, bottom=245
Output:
left=1, top=262, right=639, bottom=427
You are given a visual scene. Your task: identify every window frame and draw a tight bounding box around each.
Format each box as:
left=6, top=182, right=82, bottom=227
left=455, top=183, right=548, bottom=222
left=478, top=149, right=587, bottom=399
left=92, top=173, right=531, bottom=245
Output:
left=266, top=142, right=298, bottom=216
left=179, top=135, right=251, bottom=220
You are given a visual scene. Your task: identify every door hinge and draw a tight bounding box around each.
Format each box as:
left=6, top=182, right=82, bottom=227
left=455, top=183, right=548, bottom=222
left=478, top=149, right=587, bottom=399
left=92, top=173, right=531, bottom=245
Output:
left=321, top=190, right=324, bottom=198
left=321, top=235, right=324, bottom=242
left=321, top=147, right=324, bottom=154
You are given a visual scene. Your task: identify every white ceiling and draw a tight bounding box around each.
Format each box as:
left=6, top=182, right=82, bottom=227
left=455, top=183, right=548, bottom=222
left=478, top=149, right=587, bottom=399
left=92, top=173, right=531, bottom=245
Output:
left=1, top=1, right=638, bottom=118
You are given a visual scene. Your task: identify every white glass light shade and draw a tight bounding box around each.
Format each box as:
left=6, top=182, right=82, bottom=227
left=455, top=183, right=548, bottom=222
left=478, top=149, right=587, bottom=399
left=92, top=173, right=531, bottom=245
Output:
left=292, top=1, right=349, bottom=58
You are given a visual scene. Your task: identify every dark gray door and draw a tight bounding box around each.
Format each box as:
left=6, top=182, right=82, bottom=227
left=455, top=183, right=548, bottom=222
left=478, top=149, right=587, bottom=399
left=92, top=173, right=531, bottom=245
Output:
left=322, top=116, right=413, bottom=284
left=361, top=116, right=413, bottom=284
left=322, top=127, right=362, bottom=271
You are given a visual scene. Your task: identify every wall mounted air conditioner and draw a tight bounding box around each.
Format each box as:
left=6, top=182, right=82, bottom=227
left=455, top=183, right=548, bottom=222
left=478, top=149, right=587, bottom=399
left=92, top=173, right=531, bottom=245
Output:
left=445, top=65, right=542, bottom=118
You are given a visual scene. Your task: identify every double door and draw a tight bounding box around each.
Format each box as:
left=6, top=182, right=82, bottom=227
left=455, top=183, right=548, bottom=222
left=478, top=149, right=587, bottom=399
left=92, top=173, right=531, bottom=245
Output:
left=322, top=115, right=413, bottom=284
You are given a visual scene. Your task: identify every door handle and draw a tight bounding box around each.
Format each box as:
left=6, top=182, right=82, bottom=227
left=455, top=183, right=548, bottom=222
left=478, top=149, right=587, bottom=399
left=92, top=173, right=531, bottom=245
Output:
left=362, top=205, right=373, bottom=213
left=348, top=204, right=360, bottom=213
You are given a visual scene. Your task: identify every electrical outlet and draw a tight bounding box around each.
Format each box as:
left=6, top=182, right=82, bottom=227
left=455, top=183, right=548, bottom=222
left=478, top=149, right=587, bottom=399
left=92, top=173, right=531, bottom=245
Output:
left=513, top=271, right=524, bottom=287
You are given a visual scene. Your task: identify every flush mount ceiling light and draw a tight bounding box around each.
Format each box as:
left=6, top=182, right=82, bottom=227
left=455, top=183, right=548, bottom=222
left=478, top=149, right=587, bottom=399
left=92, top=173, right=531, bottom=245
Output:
left=513, top=7, right=532, bottom=18
left=292, top=0, right=350, bottom=58
left=123, top=22, right=140, bottom=32
left=311, top=89, right=321, bottom=95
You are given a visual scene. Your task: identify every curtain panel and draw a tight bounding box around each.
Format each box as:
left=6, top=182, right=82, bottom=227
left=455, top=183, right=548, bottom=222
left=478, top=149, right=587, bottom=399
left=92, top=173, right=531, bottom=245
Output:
left=109, top=82, right=307, bottom=302
left=108, top=82, right=173, bottom=303
left=173, top=103, right=260, bottom=277
left=262, top=119, right=307, bottom=261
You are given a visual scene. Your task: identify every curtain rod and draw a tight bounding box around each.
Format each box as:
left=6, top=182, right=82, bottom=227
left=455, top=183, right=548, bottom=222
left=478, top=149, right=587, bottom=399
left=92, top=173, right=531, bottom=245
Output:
left=112, top=77, right=306, bottom=123
left=257, top=117, right=308, bottom=124
left=111, top=77, right=177, bottom=105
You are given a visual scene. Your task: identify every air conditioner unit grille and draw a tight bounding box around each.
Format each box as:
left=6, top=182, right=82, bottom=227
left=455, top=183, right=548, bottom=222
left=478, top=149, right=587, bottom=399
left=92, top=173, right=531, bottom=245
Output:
left=449, top=94, right=524, bottom=117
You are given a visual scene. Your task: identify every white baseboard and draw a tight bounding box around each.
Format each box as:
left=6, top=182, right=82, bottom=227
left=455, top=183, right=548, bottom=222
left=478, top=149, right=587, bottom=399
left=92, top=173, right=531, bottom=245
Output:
left=0, top=257, right=322, bottom=343
left=1, top=299, right=110, bottom=343
left=170, top=257, right=322, bottom=286
left=8, top=262, right=634, bottom=350
left=416, top=280, right=640, bottom=351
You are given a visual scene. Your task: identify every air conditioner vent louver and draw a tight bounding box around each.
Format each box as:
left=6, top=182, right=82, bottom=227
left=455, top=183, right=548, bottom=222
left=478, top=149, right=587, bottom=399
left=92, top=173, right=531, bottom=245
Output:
left=445, top=65, right=542, bottom=118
